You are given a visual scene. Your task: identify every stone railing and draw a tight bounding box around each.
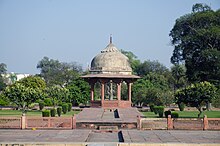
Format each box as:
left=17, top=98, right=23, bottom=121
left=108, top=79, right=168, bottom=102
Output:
left=137, top=115, right=220, bottom=130
left=0, top=115, right=76, bottom=129
left=0, top=117, right=21, bottom=129
left=0, top=114, right=219, bottom=130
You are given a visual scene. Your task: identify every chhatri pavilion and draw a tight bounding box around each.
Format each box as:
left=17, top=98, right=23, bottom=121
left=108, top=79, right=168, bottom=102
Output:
left=82, top=37, right=140, bottom=108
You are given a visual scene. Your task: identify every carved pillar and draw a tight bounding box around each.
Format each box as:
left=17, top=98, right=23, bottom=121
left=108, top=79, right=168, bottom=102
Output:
left=128, top=82, right=132, bottom=102
left=101, top=80, right=105, bottom=102
left=90, top=83, right=95, bottom=101
left=117, top=82, right=121, bottom=101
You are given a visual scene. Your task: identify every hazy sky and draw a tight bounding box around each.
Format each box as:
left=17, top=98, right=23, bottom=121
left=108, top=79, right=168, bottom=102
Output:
left=1, top=0, right=219, bottom=74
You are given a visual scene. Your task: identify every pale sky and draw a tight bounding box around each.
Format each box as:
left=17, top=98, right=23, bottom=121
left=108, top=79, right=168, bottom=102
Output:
left=0, top=0, right=219, bottom=74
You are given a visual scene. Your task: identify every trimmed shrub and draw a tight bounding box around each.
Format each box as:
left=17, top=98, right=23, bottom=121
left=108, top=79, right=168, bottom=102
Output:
left=0, top=94, right=10, bottom=106
left=39, top=101, right=45, bottom=111
left=158, top=106, right=164, bottom=118
left=50, top=108, right=56, bottom=117
left=149, top=104, right=154, bottom=112
left=153, top=106, right=158, bottom=114
left=57, top=107, right=62, bottom=117
left=178, top=102, right=185, bottom=111
left=58, top=102, right=62, bottom=106
left=62, top=103, right=68, bottom=114
left=154, top=106, right=164, bottom=117
left=171, top=112, right=179, bottom=118
left=67, top=103, right=72, bottom=112
left=42, top=110, right=50, bottom=117
left=164, top=110, right=171, bottom=118
left=44, top=98, right=53, bottom=106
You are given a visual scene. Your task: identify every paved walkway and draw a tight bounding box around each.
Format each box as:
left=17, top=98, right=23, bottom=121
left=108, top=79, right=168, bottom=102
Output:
left=0, top=129, right=220, bottom=144
left=76, top=108, right=143, bottom=123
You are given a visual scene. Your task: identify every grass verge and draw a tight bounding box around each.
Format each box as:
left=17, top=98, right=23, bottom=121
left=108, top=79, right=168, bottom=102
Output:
left=0, top=110, right=80, bottom=117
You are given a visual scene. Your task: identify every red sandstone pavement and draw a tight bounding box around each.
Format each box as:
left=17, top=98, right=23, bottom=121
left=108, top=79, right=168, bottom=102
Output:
left=0, top=129, right=220, bottom=144
left=76, top=108, right=143, bottom=123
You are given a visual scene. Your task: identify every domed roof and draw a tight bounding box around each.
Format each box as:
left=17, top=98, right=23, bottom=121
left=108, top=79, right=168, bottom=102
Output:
left=90, top=38, right=132, bottom=75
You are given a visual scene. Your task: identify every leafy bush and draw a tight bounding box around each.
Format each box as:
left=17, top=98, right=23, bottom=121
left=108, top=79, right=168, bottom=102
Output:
left=67, top=103, right=72, bottom=112
left=178, top=102, right=185, bottom=111
left=158, top=106, right=164, bottom=118
left=42, top=110, right=50, bottom=117
left=50, top=108, right=56, bottom=117
left=149, top=104, right=154, bottom=112
left=58, top=102, right=63, bottom=106
left=153, top=107, right=158, bottom=114
left=171, top=112, right=179, bottom=118
left=62, top=103, right=68, bottom=114
left=57, top=107, right=62, bottom=117
left=44, top=98, right=53, bottom=106
left=212, top=90, right=220, bottom=108
left=164, top=110, right=171, bottom=118
left=154, top=106, right=164, bottom=117
left=39, top=101, right=45, bottom=110
left=0, top=93, right=10, bottom=106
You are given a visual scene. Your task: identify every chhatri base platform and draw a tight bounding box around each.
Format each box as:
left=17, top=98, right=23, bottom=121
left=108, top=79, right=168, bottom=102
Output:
left=76, top=108, right=143, bottom=129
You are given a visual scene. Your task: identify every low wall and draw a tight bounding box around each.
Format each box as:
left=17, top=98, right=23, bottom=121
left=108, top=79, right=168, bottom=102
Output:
left=0, top=115, right=76, bottom=129
left=173, top=118, right=203, bottom=130
left=138, top=115, right=220, bottom=130
left=207, top=118, right=220, bottom=130
left=102, top=100, right=131, bottom=108
left=139, top=118, right=167, bottom=130
left=0, top=115, right=220, bottom=130
left=0, top=117, right=21, bottom=129
left=26, top=117, right=74, bottom=129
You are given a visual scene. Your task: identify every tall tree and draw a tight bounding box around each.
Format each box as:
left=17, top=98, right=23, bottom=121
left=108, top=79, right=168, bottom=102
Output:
left=45, top=86, right=70, bottom=107
left=170, top=3, right=220, bottom=85
left=18, top=76, right=46, bottom=90
left=66, top=77, right=90, bottom=106
left=175, top=81, right=217, bottom=117
left=4, top=82, right=42, bottom=113
left=171, top=64, right=187, bottom=91
left=0, top=63, right=7, bottom=91
left=37, top=57, right=82, bottom=86
left=121, top=50, right=141, bottom=74
left=136, top=60, right=169, bottom=77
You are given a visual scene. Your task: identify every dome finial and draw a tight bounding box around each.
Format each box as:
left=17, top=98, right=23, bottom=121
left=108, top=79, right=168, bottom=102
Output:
left=110, top=34, right=112, bottom=44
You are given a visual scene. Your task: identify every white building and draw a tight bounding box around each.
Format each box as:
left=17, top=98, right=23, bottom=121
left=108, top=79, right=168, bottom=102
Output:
left=1, top=72, right=30, bottom=85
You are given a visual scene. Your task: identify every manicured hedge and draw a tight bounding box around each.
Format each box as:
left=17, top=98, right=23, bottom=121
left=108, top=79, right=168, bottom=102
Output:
left=42, top=110, right=50, bottom=117
left=57, top=107, right=62, bottom=117
left=62, top=103, right=68, bottom=114
left=50, top=108, right=56, bottom=117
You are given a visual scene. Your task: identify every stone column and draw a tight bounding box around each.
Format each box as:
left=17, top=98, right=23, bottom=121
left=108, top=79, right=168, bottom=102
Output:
left=117, top=82, right=121, bottom=101
left=110, top=80, right=113, bottom=100
left=203, top=115, right=208, bottom=130
left=101, top=80, right=105, bottom=102
left=72, top=115, right=76, bottom=129
left=21, top=113, right=26, bottom=130
left=90, top=83, right=95, bottom=101
left=127, top=82, right=132, bottom=102
left=137, top=115, right=142, bottom=130
left=167, top=115, right=173, bottom=130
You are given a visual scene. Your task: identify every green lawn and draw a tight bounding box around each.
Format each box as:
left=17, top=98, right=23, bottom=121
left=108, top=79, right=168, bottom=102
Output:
left=142, top=111, right=220, bottom=118
left=0, top=110, right=80, bottom=117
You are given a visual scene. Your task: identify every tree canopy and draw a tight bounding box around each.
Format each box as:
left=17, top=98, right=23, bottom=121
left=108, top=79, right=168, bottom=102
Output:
left=175, top=81, right=217, bottom=117
left=4, top=82, right=43, bottom=113
left=0, top=63, right=7, bottom=91
left=37, top=56, right=82, bottom=87
left=170, top=3, right=220, bottom=84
